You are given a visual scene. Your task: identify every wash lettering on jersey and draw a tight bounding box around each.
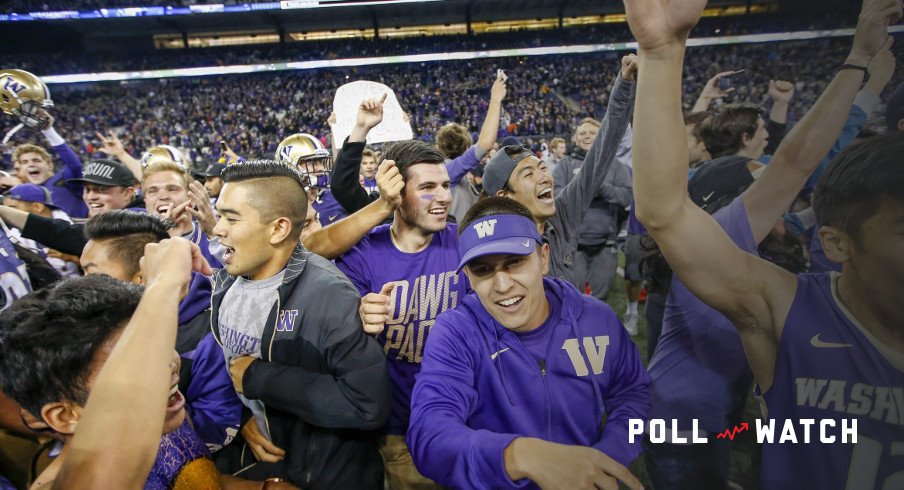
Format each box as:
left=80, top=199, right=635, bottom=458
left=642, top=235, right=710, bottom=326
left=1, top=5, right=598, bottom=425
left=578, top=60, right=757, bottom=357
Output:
left=382, top=271, right=460, bottom=364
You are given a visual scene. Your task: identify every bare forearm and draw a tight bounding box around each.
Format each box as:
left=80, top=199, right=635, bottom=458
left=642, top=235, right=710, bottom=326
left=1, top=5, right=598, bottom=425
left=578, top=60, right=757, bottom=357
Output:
left=691, top=93, right=712, bottom=113
left=633, top=46, right=690, bottom=229
left=477, top=98, right=503, bottom=152
left=116, top=151, right=143, bottom=181
left=0, top=206, right=27, bottom=229
left=348, top=123, right=369, bottom=143
left=304, top=198, right=393, bottom=259
left=57, top=282, right=182, bottom=489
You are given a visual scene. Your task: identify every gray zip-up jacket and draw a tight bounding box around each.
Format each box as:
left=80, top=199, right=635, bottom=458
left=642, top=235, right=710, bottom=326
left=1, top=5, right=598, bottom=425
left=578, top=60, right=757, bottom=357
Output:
left=544, top=74, right=635, bottom=284
left=552, top=147, right=633, bottom=246
left=209, top=245, right=391, bottom=489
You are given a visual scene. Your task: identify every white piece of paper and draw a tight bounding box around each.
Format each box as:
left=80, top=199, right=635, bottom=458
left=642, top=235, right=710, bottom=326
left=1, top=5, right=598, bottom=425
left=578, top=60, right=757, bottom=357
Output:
left=331, top=81, right=413, bottom=149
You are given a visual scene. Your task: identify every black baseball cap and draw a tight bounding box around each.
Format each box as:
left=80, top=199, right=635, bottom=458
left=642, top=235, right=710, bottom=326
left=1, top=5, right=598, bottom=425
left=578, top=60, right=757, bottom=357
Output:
left=67, top=159, right=137, bottom=187
left=201, top=163, right=227, bottom=178
left=688, top=156, right=763, bottom=210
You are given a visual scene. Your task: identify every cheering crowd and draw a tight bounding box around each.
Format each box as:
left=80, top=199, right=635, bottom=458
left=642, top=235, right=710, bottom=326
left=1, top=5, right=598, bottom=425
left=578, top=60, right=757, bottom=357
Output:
left=0, top=0, right=903, bottom=488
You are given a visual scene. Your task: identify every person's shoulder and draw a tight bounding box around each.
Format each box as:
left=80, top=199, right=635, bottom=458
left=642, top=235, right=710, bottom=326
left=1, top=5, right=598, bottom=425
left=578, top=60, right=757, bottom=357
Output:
left=302, top=252, right=357, bottom=292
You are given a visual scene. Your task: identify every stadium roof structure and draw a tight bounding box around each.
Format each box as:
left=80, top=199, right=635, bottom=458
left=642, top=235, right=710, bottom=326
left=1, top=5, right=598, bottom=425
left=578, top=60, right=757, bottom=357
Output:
left=1, top=0, right=756, bottom=31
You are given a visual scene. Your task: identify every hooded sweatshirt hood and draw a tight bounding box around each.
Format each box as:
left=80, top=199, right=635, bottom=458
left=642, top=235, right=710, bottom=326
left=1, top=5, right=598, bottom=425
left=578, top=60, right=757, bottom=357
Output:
left=179, top=271, right=212, bottom=325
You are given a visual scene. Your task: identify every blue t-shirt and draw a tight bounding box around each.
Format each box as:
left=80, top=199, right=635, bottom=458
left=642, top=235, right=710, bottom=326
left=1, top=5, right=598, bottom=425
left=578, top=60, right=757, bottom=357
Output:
left=336, top=223, right=470, bottom=435
left=515, top=291, right=562, bottom=364
left=647, top=197, right=756, bottom=433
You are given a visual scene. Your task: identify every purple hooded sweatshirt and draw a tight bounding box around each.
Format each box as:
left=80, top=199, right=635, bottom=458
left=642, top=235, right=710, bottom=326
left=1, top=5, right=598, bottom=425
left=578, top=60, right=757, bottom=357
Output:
left=407, top=277, right=650, bottom=489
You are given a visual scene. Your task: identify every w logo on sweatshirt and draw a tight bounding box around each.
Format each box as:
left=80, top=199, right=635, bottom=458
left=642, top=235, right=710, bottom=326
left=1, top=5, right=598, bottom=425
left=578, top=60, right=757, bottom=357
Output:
left=474, top=219, right=497, bottom=238
left=562, top=336, right=610, bottom=376
left=276, top=309, right=299, bottom=332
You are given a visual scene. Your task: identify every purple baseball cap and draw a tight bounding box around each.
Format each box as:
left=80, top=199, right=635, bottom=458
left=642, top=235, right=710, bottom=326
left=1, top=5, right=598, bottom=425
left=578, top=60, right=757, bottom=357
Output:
left=4, top=183, right=57, bottom=209
left=458, top=213, right=543, bottom=271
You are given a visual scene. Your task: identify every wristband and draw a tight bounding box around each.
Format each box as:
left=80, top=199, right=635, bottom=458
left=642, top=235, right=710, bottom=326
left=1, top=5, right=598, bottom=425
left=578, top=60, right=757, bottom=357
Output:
left=837, top=64, right=869, bottom=83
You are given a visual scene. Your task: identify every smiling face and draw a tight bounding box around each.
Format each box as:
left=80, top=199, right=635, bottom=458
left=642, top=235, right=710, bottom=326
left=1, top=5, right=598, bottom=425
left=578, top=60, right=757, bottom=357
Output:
left=82, top=184, right=135, bottom=217
left=464, top=245, right=551, bottom=333
left=213, top=182, right=283, bottom=280
left=398, top=163, right=452, bottom=234
left=572, top=122, right=599, bottom=152
left=15, top=151, right=54, bottom=184
left=144, top=170, right=190, bottom=218
left=499, top=156, right=554, bottom=221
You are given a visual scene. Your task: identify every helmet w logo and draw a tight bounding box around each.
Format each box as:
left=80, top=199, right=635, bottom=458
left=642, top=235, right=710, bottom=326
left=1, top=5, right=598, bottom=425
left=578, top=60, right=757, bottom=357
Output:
left=1, top=77, right=26, bottom=95
left=474, top=219, right=497, bottom=238
left=279, top=145, right=294, bottom=162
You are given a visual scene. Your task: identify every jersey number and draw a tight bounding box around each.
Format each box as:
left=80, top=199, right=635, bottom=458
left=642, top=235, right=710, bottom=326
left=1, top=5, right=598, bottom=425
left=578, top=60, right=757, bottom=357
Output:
left=846, top=435, right=904, bottom=490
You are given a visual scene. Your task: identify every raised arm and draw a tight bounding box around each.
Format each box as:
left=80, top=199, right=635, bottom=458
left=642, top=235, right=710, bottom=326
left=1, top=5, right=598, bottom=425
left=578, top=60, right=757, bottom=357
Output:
left=743, top=28, right=897, bottom=243
left=305, top=157, right=403, bottom=259
left=628, top=0, right=900, bottom=392
left=54, top=238, right=208, bottom=489
left=445, top=71, right=507, bottom=186
left=691, top=71, right=736, bottom=113
left=556, top=57, right=636, bottom=229
left=330, top=95, right=386, bottom=214
left=0, top=206, right=87, bottom=256
left=96, top=131, right=143, bottom=181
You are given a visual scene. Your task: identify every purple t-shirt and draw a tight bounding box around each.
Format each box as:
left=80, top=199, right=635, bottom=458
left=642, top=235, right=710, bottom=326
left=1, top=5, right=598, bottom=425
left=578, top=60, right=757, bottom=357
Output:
left=647, top=197, right=757, bottom=433
left=336, top=223, right=470, bottom=435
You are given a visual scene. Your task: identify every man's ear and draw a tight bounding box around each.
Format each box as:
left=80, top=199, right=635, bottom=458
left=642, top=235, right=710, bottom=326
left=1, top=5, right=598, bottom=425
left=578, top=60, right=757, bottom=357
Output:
left=896, top=119, right=904, bottom=132
left=131, top=269, right=143, bottom=285
left=539, top=243, right=550, bottom=276
left=269, top=217, right=293, bottom=245
left=40, top=402, right=80, bottom=436
left=818, top=225, right=852, bottom=265
left=495, top=189, right=508, bottom=198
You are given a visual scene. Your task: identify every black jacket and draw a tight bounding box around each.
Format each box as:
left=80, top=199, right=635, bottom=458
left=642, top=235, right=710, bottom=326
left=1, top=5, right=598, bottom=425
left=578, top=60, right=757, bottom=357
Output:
left=330, top=138, right=377, bottom=216
left=210, top=245, right=391, bottom=489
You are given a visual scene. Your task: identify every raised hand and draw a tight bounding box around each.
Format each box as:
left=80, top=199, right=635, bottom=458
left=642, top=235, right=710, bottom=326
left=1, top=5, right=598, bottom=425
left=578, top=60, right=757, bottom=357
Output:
left=140, top=237, right=210, bottom=295
left=491, top=69, right=508, bottom=102
left=359, top=282, right=395, bottom=334
left=865, top=37, right=897, bottom=95
left=187, top=181, right=218, bottom=236
left=621, top=54, right=639, bottom=81
left=376, top=158, right=404, bottom=210
left=849, top=0, right=902, bottom=66
left=357, top=93, right=388, bottom=132
left=768, top=80, right=796, bottom=104
left=623, top=0, right=708, bottom=52
left=96, top=131, right=126, bottom=158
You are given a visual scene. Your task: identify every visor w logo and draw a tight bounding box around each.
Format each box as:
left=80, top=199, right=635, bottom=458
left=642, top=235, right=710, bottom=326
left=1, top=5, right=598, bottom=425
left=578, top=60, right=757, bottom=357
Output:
left=474, top=219, right=497, bottom=238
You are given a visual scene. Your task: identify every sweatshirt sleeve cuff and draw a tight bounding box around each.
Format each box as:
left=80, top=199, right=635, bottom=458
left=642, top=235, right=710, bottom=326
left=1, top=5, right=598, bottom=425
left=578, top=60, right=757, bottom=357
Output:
left=41, top=127, right=65, bottom=147
left=853, top=90, right=881, bottom=116
left=470, top=432, right=530, bottom=489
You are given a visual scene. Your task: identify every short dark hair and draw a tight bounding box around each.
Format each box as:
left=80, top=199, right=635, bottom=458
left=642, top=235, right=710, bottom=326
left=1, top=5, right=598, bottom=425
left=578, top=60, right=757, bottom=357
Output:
left=84, top=211, right=173, bottom=278
left=0, top=275, right=143, bottom=417
left=221, top=159, right=308, bottom=241
left=813, top=132, right=904, bottom=241
left=459, top=196, right=535, bottom=237
left=382, top=140, right=446, bottom=181
left=684, top=111, right=712, bottom=128
left=436, top=123, right=473, bottom=160
left=697, top=103, right=763, bottom=158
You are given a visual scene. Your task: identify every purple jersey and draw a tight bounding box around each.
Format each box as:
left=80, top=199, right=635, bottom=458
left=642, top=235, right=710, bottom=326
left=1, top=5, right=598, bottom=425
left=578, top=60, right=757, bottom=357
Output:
left=313, top=189, right=347, bottom=226
left=648, top=198, right=755, bottom=433
left=336, top=223, right=469, bottom=434
left=0, top=226, right=32, bottom=311
left=761, top=272, right=904, bottom=488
